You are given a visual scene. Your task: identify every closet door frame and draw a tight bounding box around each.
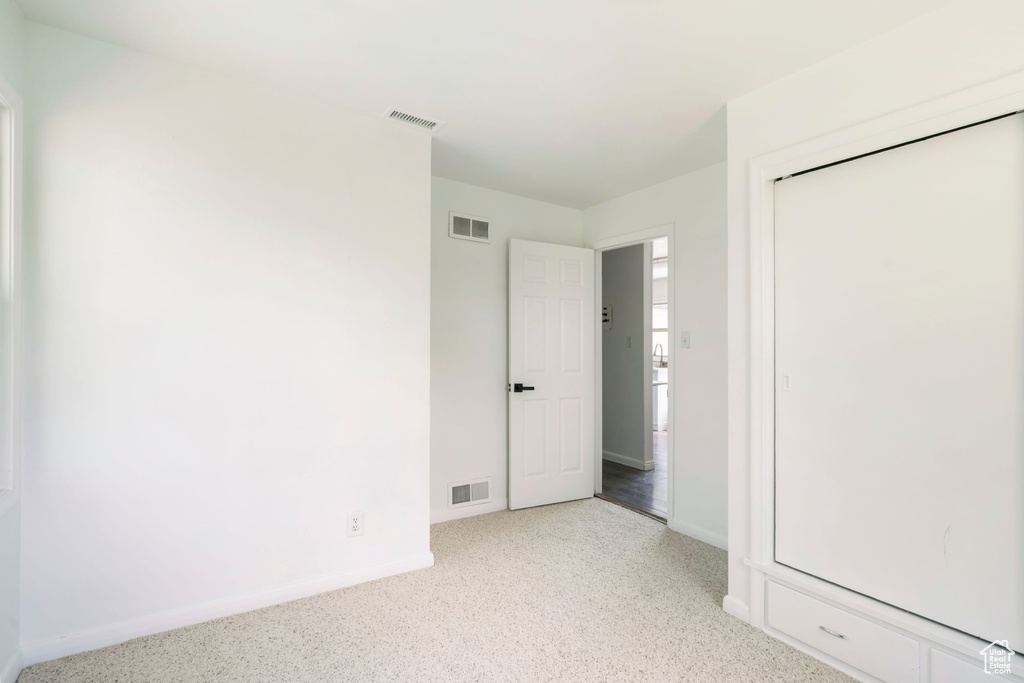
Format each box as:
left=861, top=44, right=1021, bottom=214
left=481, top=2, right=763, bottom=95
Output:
left=740, top=70, right=1024, bottom=661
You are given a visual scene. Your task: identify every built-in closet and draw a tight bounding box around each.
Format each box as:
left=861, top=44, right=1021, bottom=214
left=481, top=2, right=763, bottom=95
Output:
left=760, top=111, right=1024, bottom=683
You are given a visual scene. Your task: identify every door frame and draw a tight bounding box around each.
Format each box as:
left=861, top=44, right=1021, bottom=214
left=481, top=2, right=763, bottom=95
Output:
left=591, top=224, right=675, bottom=522
left=0, top=70, right=22, bottom=520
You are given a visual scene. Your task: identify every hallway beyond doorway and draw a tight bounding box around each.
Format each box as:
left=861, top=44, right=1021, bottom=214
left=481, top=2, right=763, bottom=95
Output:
left=598, top=430, right=668, bottom=520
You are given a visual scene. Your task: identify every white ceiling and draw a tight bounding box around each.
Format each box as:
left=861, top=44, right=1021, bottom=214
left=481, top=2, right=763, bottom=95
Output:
left=17, top=0, right=951, bottom=208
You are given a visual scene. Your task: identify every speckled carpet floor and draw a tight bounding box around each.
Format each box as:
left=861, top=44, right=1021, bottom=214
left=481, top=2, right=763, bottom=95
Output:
left=19, top=498, right=854, bottom=682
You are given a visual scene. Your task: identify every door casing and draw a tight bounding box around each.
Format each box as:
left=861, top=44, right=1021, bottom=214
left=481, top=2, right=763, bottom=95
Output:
left=591, top=224, right=675, bottom=522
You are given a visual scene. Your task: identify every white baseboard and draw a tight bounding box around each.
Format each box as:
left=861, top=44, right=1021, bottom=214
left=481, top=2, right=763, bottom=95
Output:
left=431, top=498, right=507, bottom=524
left=722, top=595, right=751, bottom=623
left=667, top=518, right=728, bottom=550
left=602, top=450, right=653, bottom=471
left=0, top=650, right=22, bottom=683
left=21, top=551, right=434, bottom=666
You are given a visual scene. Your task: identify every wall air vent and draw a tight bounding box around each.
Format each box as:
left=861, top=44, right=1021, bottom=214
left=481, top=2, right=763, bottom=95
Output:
left=448, top=477, right=492, bottom=509
left=383, top=108, right=445, bottom=133
left=449, top=211, right=490, bottom=244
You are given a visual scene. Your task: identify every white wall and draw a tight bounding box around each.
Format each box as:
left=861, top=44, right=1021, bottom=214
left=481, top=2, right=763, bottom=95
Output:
left=601, top=244, right=648, bottom=469
left=0, top=1, right=24, bottom=679
left=583, top=162, right=727, bottom=548
left=0, top=0, right=24, bottom=95
left=20, top=24, right=433, bottom=662
left=725, top=0, right=1024, bottom=621
left=430, top=177, right=582, bottom=523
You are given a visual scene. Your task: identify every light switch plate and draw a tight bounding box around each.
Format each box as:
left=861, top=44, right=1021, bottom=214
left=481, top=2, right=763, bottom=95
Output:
left=680, top=331, right=691, bottom=349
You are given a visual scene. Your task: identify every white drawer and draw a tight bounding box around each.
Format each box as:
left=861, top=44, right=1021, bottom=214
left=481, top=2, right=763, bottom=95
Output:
left=766, top=581, right=919, bottom=683
left=931, top=649, right=1023, bottom=683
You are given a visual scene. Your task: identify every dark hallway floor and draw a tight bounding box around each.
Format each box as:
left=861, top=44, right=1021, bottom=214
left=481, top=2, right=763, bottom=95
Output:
left=599, top=430, right=668, bottom=520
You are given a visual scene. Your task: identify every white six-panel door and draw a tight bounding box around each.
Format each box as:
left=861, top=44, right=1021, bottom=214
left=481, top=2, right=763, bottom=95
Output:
left=508, top=239, right=595, bottom=510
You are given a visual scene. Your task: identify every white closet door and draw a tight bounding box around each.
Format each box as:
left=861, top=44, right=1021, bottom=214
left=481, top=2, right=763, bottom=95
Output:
left=775, top=113, right=1024, bottom=649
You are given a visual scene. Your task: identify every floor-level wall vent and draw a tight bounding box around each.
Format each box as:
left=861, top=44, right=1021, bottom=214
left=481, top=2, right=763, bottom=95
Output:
left=449, top=477, right=492, bottom=508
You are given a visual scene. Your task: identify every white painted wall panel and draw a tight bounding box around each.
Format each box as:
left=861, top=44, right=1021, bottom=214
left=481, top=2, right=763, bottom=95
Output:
left=21, top=24, right=432, bottom=654
left=774, top=114, right=1024, bottom=649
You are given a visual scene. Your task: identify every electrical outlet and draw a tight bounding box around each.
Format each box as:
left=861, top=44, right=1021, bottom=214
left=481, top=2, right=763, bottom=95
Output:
left=347, top=510, right=364, bottom=537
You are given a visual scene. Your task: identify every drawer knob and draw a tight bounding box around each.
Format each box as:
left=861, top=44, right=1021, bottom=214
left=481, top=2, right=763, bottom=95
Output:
left=819, top=625, right=848, bottom=640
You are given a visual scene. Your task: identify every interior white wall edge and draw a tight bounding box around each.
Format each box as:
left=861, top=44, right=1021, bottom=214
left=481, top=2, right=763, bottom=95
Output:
left=19, top=551, right=435, bottom=666
left=430, top=498, right=508, bottom=524
left=0, top=649, right=22, bottom=683
left=667, top=518, right=727, bottom=551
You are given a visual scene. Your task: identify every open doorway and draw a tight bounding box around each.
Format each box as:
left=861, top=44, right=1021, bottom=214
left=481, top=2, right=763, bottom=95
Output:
left=596, top=236, right=670, bottom=521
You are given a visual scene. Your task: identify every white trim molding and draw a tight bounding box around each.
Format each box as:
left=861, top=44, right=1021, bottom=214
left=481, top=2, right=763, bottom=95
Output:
left=0, top=66, right=23, bottom=520
left=601, top=449, right=654, bottom=471
left=722, top=595, right=750, bottom=623
left=641, top=241, right=654, bottom=475
left=668, top=518, right=727, bottom=551
left=0, top=60, right=24, bottom=683
left=21, top=551, right=435, bottom=666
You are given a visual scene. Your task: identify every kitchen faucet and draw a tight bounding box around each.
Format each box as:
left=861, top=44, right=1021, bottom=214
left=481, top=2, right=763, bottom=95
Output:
left=653, top=344, right=665, bottom=367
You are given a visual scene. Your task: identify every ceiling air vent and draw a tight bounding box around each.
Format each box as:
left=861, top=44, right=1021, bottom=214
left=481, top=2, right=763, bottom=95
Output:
left=449, top=211, right=490, bottom=244
left=383, top=108, right=445, bottom=133
left=448, top=477, right=492, bottom=509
